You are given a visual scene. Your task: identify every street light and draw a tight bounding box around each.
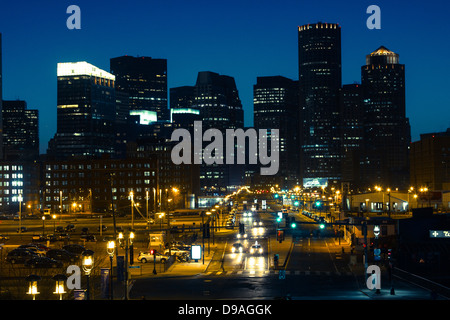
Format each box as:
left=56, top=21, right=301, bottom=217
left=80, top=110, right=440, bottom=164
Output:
left=129, top=191, right=134, bottom=229
left=106, top=240, right=115, bottom=300
left=118, top=230, right=134, bottom=300
left=52, top=214, right=57, bottom=233
left=18, top=193, right=23, bottom=235
left=52, top=274, right=67, bottom=300
left=26, top=274, right=41, bottom=300
left=41, top=216, right=46, bottom=236
left=82, top=250, right=94, bottom=300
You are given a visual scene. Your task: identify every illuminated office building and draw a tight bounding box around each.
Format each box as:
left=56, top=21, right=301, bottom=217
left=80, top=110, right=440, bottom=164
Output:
left=361, top=46, right=410, bottom=188
left=0, top=33, right=3, bottom=160
left=253, top=76, right=299, bottom=188
left=298, top=22, right=342, bottom=185
left=47, top=62, right=116, bottom=159
left=2, top=100, right=39, bottom=160
left=110, top=55, right=168, bottom=120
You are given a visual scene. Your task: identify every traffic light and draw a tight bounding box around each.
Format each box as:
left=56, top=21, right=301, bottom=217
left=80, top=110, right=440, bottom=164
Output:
left=276, top=216, right=282, bottom=223
left=150, top=249, right=155, bottom=255
left=319, top=223, right=325, bottom=229
left=290, top=218, right=297, bottom=228
left=277, top=230, right=285, bottom=243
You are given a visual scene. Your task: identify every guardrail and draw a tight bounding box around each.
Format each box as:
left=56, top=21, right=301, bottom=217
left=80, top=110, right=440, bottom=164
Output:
left=393, top=267, right=450, bottom=299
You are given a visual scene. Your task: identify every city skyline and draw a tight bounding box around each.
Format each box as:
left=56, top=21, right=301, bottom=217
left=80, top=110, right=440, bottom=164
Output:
left=0, top=1, right=449, bottom=154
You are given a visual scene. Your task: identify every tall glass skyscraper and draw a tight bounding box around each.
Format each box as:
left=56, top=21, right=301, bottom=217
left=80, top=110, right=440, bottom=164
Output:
left=47, top=62, right=116, bottom=159
left=0, top=33, right=4, bottom=160
left=110, top=55, right=168, bottom=121
left=361, top=46, right=410, bottom=188
left=298, top=22, right=342, bottom=186
left=253, top=76, right=299, bottom=188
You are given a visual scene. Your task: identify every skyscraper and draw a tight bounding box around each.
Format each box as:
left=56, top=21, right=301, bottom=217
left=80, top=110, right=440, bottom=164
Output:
left=253, top=76, right=299, bottom=188
left=0, top=33, right=3, bottom=160
left=339, top=84, right=364, bottom=187
left=361, top=46, right=411, bottom=188
left=298, top=22, right=342, bottom=186
left=48, top=61, right=116, bottom=159
left=110, top=55, right=168, bottom=121
left=193, top=71, right=244, bottom=194
left=2, top=100, right=39, bottom=160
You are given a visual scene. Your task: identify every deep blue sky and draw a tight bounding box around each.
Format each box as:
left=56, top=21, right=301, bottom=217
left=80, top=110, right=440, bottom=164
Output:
left=1, top=0, right=449, bottom=154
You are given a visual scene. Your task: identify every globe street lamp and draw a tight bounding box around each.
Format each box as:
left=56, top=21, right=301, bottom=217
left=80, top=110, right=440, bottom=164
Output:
left=118, top=230, right=134, bottom=300
left=26, top=274, right=41, bottom=300
left=106, top=240, right=115, bottom=300
left=52, top=274, right=67, bottom=300
left=82, top=250, right=94, bottom=300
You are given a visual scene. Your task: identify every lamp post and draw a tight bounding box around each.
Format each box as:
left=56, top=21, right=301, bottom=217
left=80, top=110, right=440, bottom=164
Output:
left=146, top=189, right=149, bottom=229
left=81, top=250, right=94, bottom=300
left=18, top=193, right=23, bottom=235
left=26, top=274, right=41, bottom=300
left=118, top=230, right=134, bottom=300
left=129, top=191, right=134, bottom=229
left=201, top=211, right=212, bottom=264
left=52, top=274, right=67, bottom=300
left=52, top=214, right=57, bottom=233
left=107, top=240, right=115, bottom=300
left=387, top=188, right=391, bottom=218
left=41, top=216, right=46, bottom=236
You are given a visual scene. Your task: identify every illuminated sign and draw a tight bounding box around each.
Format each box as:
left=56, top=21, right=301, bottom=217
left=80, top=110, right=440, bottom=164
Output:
left=303, top=178, right=328, bottom=188
left=429, top=230, right=450, bottom=238
left=57, top=62, right=115, bottom=81
left=191, top=245, right=202, bottom=261
left=130, top=110, right=158, bottom=125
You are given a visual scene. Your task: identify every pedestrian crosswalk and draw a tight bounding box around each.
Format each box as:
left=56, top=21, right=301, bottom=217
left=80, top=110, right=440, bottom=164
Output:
left=203, top=269, right=354, bottom=277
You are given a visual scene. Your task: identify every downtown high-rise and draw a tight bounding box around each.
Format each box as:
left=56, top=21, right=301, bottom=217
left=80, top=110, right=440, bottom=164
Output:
left=47, top=62, right=116, bottom=159
left=253, top=76, right=299, bottom=188
left=298, top=22, right=342, bottom=186
left=361, top=46, right=411, bottom=189
left=110, top=55, right=168, bottom=121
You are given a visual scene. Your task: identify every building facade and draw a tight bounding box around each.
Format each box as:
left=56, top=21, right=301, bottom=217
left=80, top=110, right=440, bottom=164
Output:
left=48, top=62, right=117, bottom=159
left=253, top=76, right=299, bottom=189
left=298, top=22, right=342, bottom=185
left=110, top=55, right=168, bottom=121
left=361, top=46, right=411, bottom=189
left=410, top=129, right=450, bottom=191
left=2, top=100, right=39, bottom=160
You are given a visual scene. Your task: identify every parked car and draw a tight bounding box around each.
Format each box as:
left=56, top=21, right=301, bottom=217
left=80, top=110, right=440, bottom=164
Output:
left=6, top=248, right=39, bottom=264
left=97, top=225, right=107, bottom=232
left=31, top=234, right=47, bottom=242
left=65, top=224, right=76, bottom=232
left=16, top=226, right=27, bottom=233
left=164, top=247, right=190, bottom=255
left=81, top=227, right=89, bottom=234
left=81, top=234, right=96, bottom=242
left=62, top=244, right=86, bottom=255
left=46, top=249, right=79, bottom=262
left=0, top=234, right=10, bottom=241
left=138, top=251, right=169, bottom=263
left=18, top=244, right=47, bottom=256
left=25, top=256, right=63, bottom=268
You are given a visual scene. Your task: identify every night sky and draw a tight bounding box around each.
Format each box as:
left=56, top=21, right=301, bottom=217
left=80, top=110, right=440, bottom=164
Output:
left=0, top=0, right=449, bottom=154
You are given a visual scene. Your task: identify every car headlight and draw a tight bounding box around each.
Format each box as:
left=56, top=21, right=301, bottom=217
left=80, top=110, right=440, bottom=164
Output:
left=259, top=248, right=263, bottom=254
left=237, top=234, right=241, bottom=238
left=239, top=247, right=243, bottom=253
left=232, top=247, right=236, bottom=253
left=250, top=248, right=254, bottom=254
